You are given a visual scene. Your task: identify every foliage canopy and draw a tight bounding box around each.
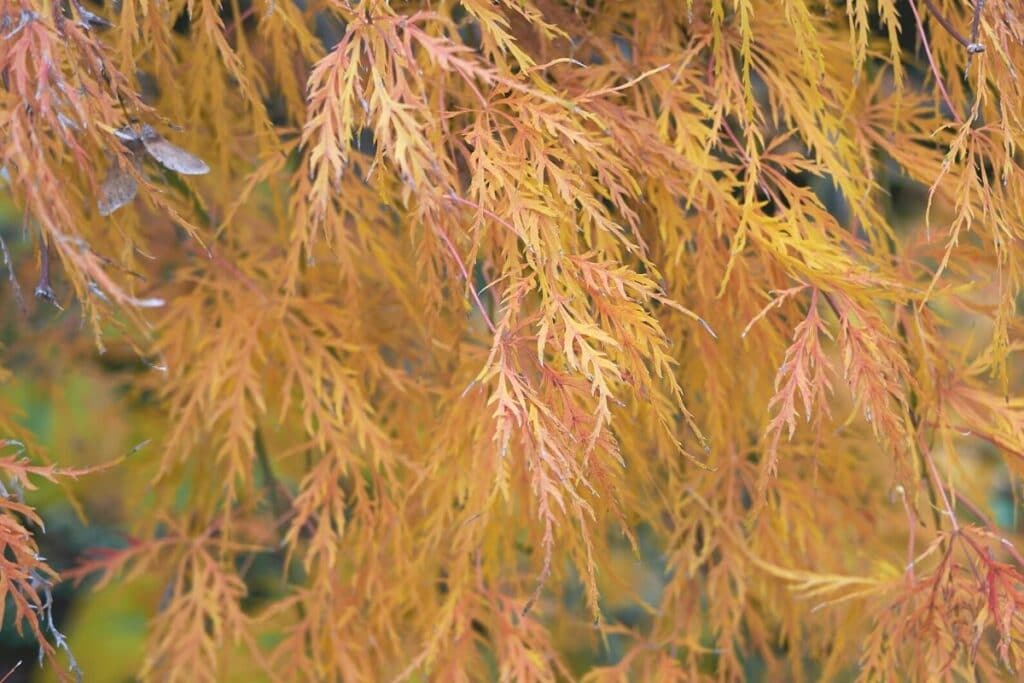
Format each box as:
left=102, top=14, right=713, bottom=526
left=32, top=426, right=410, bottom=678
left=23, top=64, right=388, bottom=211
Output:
left=1, top=0, right=1024, bottom=680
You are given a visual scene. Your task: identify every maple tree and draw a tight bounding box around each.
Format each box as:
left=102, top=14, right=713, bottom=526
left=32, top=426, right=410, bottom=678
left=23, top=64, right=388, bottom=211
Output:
left=1, top=0, right=1024, bottom=679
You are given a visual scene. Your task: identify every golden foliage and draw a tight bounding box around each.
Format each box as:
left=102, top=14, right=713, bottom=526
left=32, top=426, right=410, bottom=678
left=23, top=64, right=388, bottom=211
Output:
left=1, top=0, right=1024, bottom=679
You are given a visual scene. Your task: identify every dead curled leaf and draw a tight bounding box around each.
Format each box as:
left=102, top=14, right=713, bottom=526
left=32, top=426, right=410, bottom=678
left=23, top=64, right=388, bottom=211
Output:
left=97, top=124, right=209, bottom=215
left=97, top=158, right=139, bottom=217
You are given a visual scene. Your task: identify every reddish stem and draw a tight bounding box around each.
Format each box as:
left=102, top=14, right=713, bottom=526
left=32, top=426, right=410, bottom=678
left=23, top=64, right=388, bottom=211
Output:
left=907, top=0, right=961, bottom=122
left=224, top=4, right=258, bottom=40
left=435, top=225, right=496, bottom=334
left=443, top=192, right=522, bottom=238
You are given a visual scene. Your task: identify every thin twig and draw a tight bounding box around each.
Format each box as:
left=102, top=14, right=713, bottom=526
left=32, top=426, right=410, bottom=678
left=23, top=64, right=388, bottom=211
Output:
left=442, top=192, right=522, bottom=239
left=919, top=0, right=987, bottom=73
left=968, top=0, right=985, bottom=46
left=966, top=0, right=986, bottom=70
left=435, top=224, right=496, bottom=334
left=224, top=4, right=257, bottom=40
left=921, top=445, right=959, bottom=533
left=950, top=488, right=995, bottom=529
left=898, top=486, right=918, bottom=581
left=908, top=0, right=960, bottom=122
left=0, top=233, right=25, bottom=314
left=947, top=487, right=1024, bottom=569
left=254, top=427, right=286, bottom=520
left=919, top=445, right=987, bottom=587
left=921, top=0, right=974, bottom=49
left=0, top=661, right=21, bottom=683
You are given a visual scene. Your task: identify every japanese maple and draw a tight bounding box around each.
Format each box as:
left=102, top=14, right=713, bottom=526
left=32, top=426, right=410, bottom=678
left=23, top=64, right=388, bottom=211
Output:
left=1, top=0, right=1023, bottom=680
